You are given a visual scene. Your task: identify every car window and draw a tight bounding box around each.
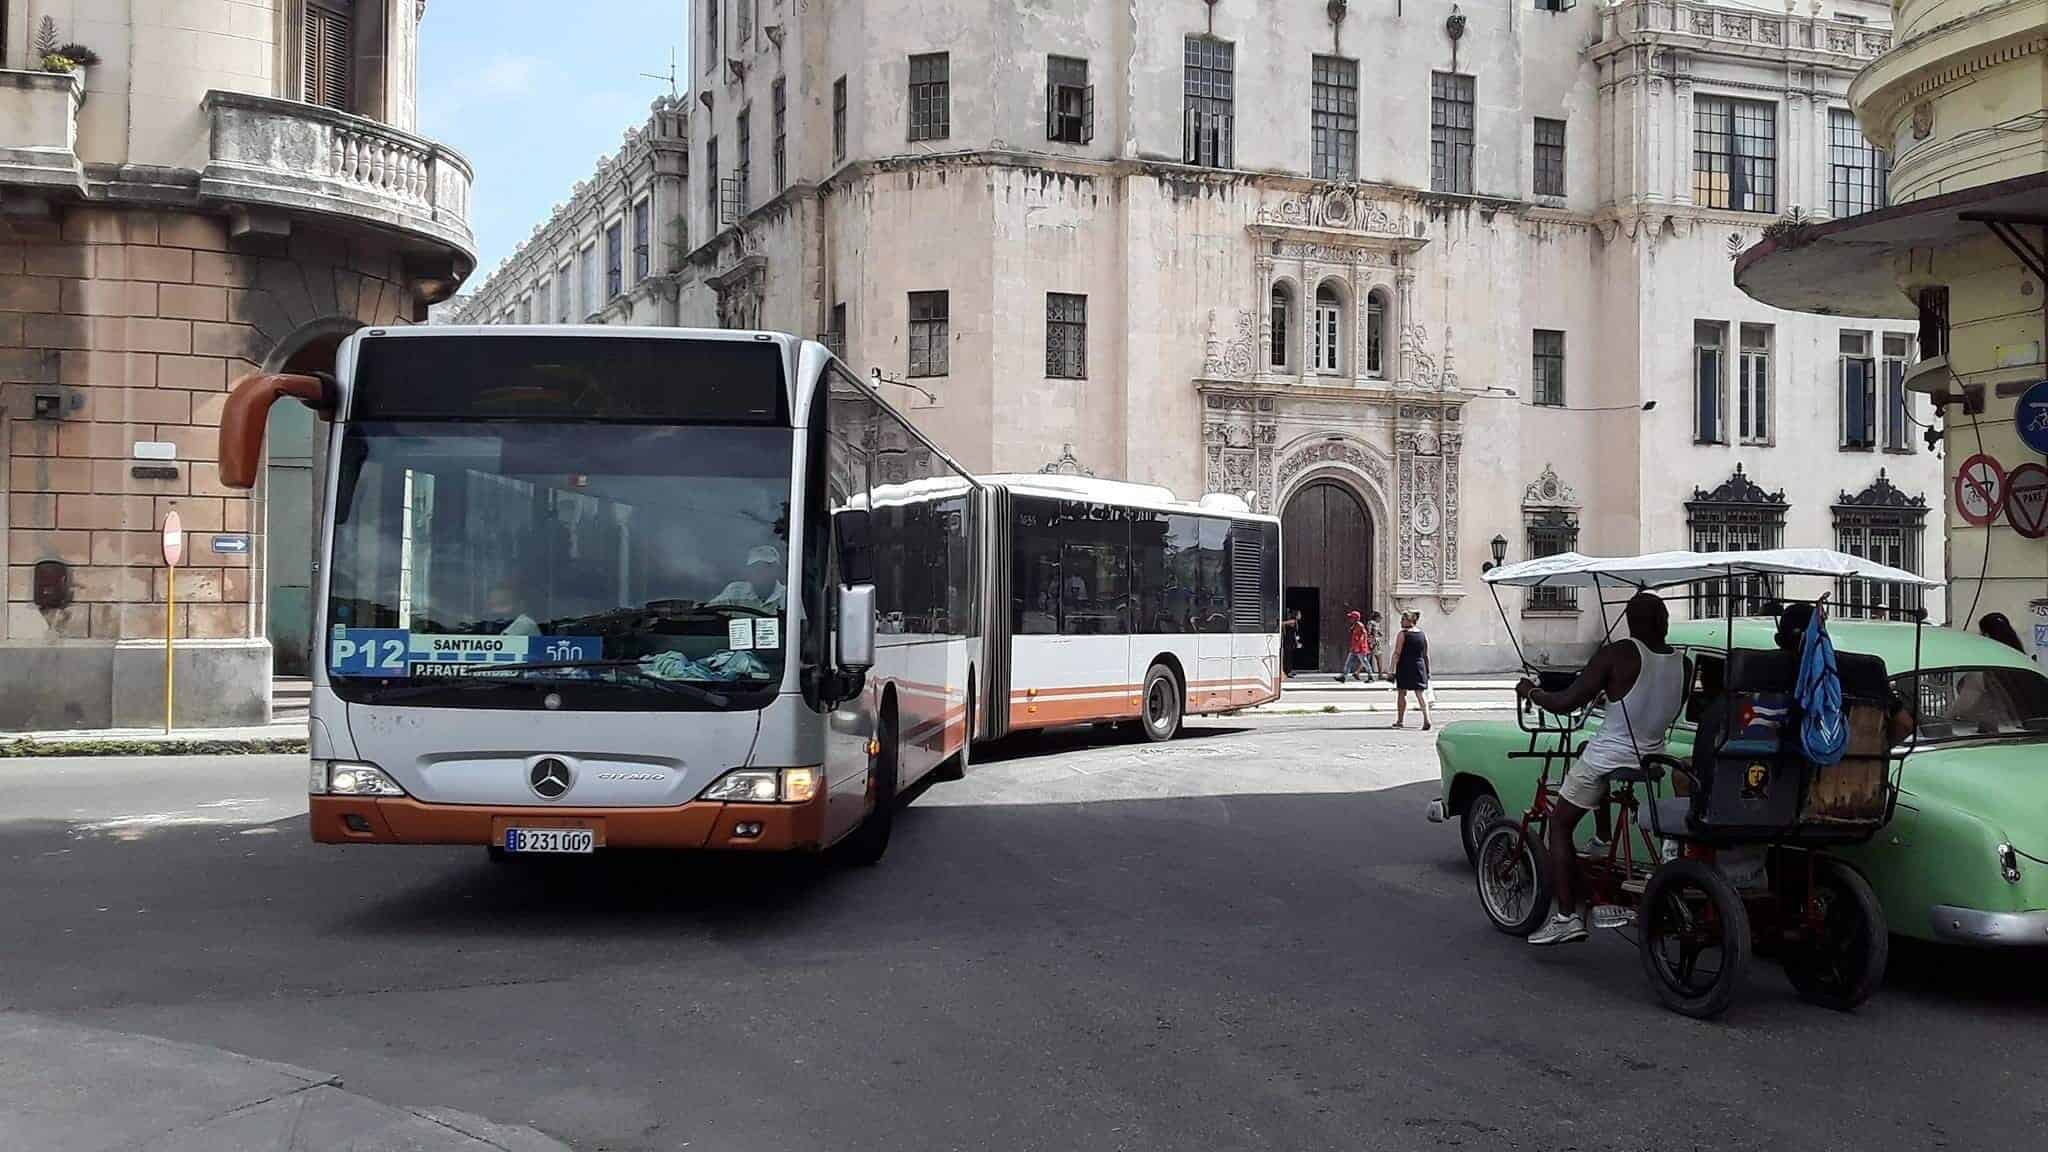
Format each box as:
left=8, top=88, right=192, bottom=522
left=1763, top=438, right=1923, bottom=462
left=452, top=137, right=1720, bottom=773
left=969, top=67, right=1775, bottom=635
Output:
left=1895, top=667, right=2048, bottom=744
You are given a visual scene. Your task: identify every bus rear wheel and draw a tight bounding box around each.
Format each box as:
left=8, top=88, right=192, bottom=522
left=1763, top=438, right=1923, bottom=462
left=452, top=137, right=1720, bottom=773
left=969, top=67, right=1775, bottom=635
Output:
left=1137, top=664, right=1182, bottom=743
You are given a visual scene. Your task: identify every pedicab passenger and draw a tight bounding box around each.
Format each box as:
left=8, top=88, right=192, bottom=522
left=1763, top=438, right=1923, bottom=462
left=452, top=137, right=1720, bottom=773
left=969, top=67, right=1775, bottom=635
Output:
left=1514, top=592, right=1689, bottom=946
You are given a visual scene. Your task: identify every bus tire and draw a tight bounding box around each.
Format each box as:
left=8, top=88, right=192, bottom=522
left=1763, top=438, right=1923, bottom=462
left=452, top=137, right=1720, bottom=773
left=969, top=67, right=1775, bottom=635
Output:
left=932, top=682, right=972, bottom=783
left=837, top=710, right=898, bottom=867
left=1138, top=663, right=1183, bottom=743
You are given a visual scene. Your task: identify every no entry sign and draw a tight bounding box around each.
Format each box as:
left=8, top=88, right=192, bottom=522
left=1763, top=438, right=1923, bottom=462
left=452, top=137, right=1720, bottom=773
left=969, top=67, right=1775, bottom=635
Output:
left=161, top=510, right=184, bottom=567
left=1955, top=453, right=2006, bottom=527
left=2007, top=463, right=2048, bottom=540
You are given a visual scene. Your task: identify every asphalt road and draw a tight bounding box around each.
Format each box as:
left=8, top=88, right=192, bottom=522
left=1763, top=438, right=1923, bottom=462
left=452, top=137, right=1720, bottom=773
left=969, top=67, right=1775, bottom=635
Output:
left=3, top=715, right=2046, bottom=1151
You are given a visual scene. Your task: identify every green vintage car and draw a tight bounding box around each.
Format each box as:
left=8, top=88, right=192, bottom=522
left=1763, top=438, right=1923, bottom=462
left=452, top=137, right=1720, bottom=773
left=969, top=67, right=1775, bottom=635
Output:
left=1431, top=620, right=2048, bottom=945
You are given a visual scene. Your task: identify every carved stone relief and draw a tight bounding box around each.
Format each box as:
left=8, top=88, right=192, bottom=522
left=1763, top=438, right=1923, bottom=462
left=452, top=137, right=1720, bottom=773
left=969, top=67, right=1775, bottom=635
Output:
left=1202, top=308, right=1258, bottom=379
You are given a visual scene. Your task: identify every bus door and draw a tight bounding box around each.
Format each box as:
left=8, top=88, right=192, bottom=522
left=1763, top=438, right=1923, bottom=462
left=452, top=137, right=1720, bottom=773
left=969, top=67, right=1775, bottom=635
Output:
left=1194, top=517, right=1234, bottom=713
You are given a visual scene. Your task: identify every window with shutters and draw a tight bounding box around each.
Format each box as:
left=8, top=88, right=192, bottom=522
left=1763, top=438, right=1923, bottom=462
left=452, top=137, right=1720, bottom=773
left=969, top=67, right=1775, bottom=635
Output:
left=705, top=136, right=719, bottom=222
left=1311, top=57, right=1358, bottom=182
left=1840, top=330, right=1876, bottom=450
left=1694, top=96, right=1777, bottom=213
left=581, top=245, right=598, bottom=317
left=908, top=291, right=949, bottom=377
left=833, top=76, right=848, bottom=162
left=1533, top=118, right=1566, bottom=197
left=772, top=79, right=787, bottom=192
left=557, top=262, right=574, bottom=321
left=1882, top=333, right=1915, bottom=452
left=1183, top=37, right=1234, bottom=168
left=632, top=198, right=650, bottom=282
left=1047, top=56, right=1093, bottom=145
left=1738, top=324, right=1771, bottom=444
left=303, top=0, right=353, bottom=112
left=1365, top=290, right=1388, bottom=379
left=1046, top=293, right=1086, bottom=379
left=1431, top=73, right=1475, bottom=193
left=735, top=108, right=751, bottom=214
left=909, top=53, right=949, bottom=142
left=1532, top=330, right=1565, bottom=407
left=535, top=281, right=551, bottom=326
left=1269, top=282, right=1294, bottom=371
left=604, top=221, right=623, bottom=300
left=1311, top=283, right=1344, bottom=374
left=1695, top=320, right=1727, bottom=444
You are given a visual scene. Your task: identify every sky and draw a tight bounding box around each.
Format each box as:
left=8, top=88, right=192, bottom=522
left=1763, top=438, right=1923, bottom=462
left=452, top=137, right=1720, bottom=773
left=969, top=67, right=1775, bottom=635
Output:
left=418, top=0, right=687, bottom=287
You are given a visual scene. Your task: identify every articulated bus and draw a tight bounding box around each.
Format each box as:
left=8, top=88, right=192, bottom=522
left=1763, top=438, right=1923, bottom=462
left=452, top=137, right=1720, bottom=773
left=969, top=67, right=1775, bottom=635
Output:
left=219, top=327, right=1277, bottom=862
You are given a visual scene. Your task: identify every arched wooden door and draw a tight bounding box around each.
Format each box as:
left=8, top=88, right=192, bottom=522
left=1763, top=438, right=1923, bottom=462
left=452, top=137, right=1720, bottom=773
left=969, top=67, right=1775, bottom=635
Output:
left=1281, top=480, right=1373, bottom=673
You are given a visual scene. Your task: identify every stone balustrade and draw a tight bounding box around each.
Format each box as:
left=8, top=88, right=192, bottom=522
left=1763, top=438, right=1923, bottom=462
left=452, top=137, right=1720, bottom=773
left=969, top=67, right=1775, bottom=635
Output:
left=0, top=68, right=87, bottom=195
left=199, top=90, right=474, bottom=268
left=1601, top=0, right=1893, bottom=62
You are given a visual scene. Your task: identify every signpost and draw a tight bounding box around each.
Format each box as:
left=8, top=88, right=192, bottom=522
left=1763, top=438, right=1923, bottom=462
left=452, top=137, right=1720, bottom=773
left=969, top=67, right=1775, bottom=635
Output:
left=1954, top=453, right=2007, bottom=527
left=2017, top=380, right=2048, bottom=457
left=2006, top=463, right=2048, bottom=540
left=162, top=511, right=183, bottom=734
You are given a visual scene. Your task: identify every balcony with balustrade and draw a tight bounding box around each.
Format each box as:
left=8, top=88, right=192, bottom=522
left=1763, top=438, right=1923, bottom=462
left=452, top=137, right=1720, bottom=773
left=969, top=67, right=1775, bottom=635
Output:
left=200, top=90, right=475, bottom=278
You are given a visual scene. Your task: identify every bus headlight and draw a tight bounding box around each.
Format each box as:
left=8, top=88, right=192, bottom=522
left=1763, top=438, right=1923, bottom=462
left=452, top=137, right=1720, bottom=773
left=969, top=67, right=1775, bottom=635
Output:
left=699, top=767, right=820, bottom=804
left=321, top=761, right=407, bottom=797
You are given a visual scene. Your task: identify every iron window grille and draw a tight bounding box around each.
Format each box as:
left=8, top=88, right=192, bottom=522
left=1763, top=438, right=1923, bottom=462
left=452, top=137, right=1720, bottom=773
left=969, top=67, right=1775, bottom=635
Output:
left=1828, top=108, right=1889, bottom=217
left=1694, top=96, right=1777, bottom=213
left=1311, top=57, right=1358, bottom=182
left=1525, top=509, right=1580, bottom=612
left=1183, top=37, right=1235, bottom=169
left=632, top=198, right=650, bottom=282
left=604, top=222, right=623, bottom=300
left=1738, top=323, right=1771, bottom=444
left=908, top=291, right=949, bottom=378
left=1687, top=466, right=1787, bottom=619
left=772, top=79, right=787, bottom=192
left=1832, top=470, right=1926, bottom=619
left=1532, top=329, right=1565, bottom=407
left=1533, top=118, right=1566, bottom=197
left=909, top=53, right=950, bottom=142
left=1047, top=55, right=1094, bottom=144
left=1840, top=330, right=1876, bottom=450
left=833, top=76, right=848, bottom=162
left=1431, top=72, right=1475, bottom=194
left=1046, top=293, right=1087, bottom=379
left=1694, top=320, right=1728, bottom=444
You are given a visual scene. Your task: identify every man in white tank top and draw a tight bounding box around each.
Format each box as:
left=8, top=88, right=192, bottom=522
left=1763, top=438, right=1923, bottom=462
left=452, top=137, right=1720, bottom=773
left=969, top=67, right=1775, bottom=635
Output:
left=1514, top=593, right=1689, bottom=946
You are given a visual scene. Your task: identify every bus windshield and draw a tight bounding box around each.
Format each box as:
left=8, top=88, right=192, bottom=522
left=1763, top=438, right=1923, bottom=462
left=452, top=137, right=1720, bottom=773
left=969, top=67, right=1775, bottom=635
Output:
left=325, top=420, right=793, bottom=709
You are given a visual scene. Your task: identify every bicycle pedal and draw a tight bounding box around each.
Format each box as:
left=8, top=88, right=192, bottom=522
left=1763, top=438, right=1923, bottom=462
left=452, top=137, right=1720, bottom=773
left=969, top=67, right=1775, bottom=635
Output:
left=1620, top=877, right=1648, bottom=896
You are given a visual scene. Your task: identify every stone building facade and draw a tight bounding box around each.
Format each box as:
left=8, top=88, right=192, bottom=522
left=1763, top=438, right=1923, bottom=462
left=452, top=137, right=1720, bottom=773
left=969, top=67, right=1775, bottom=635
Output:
left=0, top=0, right=472, bottom=729
left=459, top=98, right=689, bottom=326
left=481, top=0, right=1946, bottom=672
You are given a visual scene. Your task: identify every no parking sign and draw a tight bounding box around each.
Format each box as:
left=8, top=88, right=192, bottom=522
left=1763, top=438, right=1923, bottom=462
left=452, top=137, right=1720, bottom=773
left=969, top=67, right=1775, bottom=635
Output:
left=1954, top=453, right=2006, bottom=527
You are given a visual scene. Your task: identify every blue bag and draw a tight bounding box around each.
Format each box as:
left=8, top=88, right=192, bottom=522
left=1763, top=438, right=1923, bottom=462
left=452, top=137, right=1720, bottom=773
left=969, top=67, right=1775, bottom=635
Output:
left=1796, top=606, right=1847, bottom=766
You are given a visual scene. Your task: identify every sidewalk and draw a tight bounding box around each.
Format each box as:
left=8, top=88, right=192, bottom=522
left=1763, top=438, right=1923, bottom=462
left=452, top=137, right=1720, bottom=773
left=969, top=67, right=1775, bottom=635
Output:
left=1247, top=674, right=1518, bottom=716
left=0, top=1012, right=565, bottom=1151
left=0, top=678, right=310, bottom=757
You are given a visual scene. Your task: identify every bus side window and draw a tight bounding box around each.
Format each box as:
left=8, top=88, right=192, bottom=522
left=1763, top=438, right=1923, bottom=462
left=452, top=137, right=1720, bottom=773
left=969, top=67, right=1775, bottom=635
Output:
left=1012, top=497, right=1062, bottom=635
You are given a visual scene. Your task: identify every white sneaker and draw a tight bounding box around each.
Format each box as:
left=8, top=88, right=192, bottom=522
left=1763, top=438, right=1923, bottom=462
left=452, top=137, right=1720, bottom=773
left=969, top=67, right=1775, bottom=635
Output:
left=1579, top=835, right=1611, bottom=859
left=1528, top=912, right=1589, bottom=946
left=1592, top=905, right=1635, bottom=930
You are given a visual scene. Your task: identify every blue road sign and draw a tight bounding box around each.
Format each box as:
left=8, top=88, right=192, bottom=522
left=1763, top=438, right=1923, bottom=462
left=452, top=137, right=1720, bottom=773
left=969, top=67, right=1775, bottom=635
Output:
left=210, top=534, right=251, bottom=555
left=2017, top=380, right=2048, bottom=457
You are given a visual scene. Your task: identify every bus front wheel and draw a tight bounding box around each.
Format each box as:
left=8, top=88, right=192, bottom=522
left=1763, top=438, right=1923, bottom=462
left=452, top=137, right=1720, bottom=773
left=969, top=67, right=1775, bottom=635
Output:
left=838, top=711, right=898, bottom=866
left=1137, top=664, right=1182, bottom=743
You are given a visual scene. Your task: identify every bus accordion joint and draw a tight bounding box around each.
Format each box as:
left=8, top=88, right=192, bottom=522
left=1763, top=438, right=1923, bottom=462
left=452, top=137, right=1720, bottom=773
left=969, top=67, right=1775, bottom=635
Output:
left=218, top=372, right=338, bottom=489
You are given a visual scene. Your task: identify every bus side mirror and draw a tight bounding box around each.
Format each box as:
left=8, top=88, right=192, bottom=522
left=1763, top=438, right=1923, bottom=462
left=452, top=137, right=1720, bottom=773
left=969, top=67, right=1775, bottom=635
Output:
left=836, top=509, right=873, bottom=584
left=219, top=372, right=335, bottom=488
left=837, top=583, right=876, bottom=672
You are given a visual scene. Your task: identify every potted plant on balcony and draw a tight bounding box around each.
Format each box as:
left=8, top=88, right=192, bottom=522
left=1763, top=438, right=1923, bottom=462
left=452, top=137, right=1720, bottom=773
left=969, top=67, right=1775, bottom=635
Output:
left=33, top=18, right=99, bottom=76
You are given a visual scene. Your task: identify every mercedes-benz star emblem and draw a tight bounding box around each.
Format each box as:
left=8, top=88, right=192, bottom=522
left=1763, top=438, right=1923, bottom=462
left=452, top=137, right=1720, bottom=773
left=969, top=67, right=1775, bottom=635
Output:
left=529, top=757, right=572, bottom=800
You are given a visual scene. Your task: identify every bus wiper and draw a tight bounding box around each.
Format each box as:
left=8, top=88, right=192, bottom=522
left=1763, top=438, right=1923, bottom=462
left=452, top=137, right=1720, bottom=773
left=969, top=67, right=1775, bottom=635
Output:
left=371, top=660, right=729, bottom=707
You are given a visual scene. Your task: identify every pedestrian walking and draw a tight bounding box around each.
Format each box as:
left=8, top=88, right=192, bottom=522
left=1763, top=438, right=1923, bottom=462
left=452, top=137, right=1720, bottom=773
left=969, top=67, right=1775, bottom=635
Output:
left=1340, top=610, right=1371, bottom=682
left=1391, top=610, right=1432, bottom=729
left=1363, top=610, right=1386, bottom=681
left=1282, top=609, right=1305, bottom=675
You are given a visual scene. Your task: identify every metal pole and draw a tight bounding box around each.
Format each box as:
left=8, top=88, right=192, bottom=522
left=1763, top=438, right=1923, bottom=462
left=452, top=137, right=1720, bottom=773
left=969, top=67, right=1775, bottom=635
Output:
left=164, top=572, right=175, bottom=734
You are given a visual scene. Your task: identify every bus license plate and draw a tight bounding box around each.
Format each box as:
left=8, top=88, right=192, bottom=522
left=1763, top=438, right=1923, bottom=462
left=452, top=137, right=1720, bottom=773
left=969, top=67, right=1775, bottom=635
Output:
left=504, top=828, right=595, bottom=854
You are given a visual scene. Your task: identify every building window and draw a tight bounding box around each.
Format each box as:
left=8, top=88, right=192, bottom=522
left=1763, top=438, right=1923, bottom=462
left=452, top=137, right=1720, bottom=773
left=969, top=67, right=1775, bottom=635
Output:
left=1183, top=37, right=1234, bottom=169
left=1738, top=323, right=1771, bottom=444
left=1431, top=72, right=1475, bottom=194
left=632, top=198, right=651, bottom=282
left=1828, top=108, right=1889, bottom=217
left=701, top=0, right=719, bottom=72
left=1311, top=56, right=1358, bottom=182
left=1694, top=320, right=1727, bottom=444
left=1882, top=333, right=1915, bottom=452
left=581, top=244, right=597, bottom=316
left=908, top=290, right=949, bottom=377
left=1694, top=96, right=1776, bottom=213
left=1526, top=510, right=1580, bottom=612
left=1311, top=284, right=1344, bottom=374
left=735, top=108, right=752, bottom=214
left=826, top=302, right=847, bottom=360
left=909, top=53, right=950, bottom=142
left=1531, top=329, right=1565, bottom=407
left=833, top=76, right=848, bottom=162
left=535, top=281, right=551, bottom=326
left=1841, top=330, right=1876, bottom=450
left=1047, top=56, right=1093, bottom=144
left=706, top=136, right=719, bottom=221
left=1047, top=293, right=1087, bottom=379
left=1365, top=290, right=1387, bottom=379
left=303, top=0, right=353, bottom=112
left=1833, top=470, right=1926, bottom=620
left=557, top=261, right=573, bottom=321
left=604, top=221, right=623, bottom=300
left=1917, top=286, right=1950, bottom=360
left=1688, top=465, right=1788, bottom=619
left=1533, top=117, right=1566, bottom=197
left=1269, top=282, right=1294, bottom=371
left=771, top=79, right=788, bottom=192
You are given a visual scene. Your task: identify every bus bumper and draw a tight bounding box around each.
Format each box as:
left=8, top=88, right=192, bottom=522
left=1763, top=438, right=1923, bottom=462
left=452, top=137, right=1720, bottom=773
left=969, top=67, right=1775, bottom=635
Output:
left=309, top=790, right=832, bottom=852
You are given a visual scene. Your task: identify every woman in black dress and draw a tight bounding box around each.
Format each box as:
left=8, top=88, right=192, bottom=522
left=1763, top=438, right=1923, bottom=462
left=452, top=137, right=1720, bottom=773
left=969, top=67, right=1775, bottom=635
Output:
left=1391, top=610, right=1431, bottom=730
